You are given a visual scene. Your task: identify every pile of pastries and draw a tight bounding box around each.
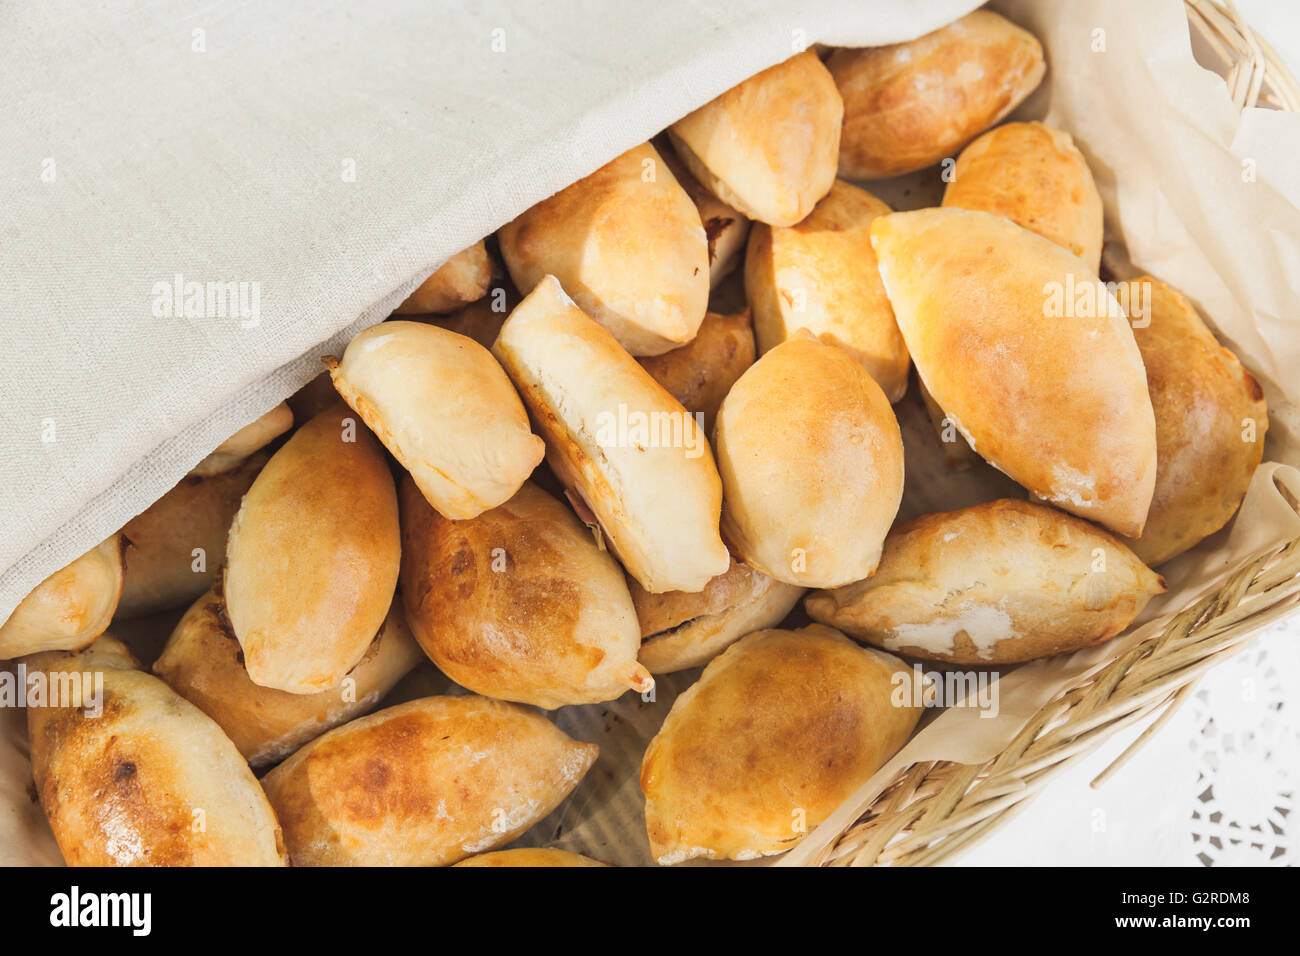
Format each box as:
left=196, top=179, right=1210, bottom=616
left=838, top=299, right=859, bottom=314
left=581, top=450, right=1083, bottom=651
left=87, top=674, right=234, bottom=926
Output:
left=0, top=9, right=1268, bottom=867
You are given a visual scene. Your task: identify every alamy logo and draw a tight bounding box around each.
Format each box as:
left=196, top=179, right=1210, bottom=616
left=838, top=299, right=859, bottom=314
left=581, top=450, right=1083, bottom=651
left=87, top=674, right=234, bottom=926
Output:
left=151, top=273, right=261, bottom=328
left=0, top=665, right=102, bottom=717
left=891, top=664, right=999, bottom=718
left=49, top=886, right=151, bottom=936
left=1042, top=276, right=1150, bottom=327
left=594, top=404, right=706, bottom=459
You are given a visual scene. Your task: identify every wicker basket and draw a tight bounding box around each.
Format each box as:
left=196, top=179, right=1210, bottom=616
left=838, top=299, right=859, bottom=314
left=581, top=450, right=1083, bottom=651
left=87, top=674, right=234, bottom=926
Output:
left=794, top=0, right=1300, bottom=868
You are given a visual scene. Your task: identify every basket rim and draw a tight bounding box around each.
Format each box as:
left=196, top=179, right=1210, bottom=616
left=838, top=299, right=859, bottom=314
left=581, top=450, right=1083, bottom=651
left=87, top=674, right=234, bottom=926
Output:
left=1185, top=0, right=1300, bottom=111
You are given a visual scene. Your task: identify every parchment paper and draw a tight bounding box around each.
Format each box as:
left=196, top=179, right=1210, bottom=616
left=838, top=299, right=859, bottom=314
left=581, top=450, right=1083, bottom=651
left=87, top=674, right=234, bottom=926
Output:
left=5, top=0, right=1300, bottom=867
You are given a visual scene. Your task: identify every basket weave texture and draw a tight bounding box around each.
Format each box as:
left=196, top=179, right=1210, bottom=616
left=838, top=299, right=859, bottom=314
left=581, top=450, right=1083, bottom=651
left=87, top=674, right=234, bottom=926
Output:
left=807, top=0, right=1300, bottom=868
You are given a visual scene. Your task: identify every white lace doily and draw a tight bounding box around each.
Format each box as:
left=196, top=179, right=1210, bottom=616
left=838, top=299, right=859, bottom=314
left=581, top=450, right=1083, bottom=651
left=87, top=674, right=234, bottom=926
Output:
left=1187, top=627, right=1296, bottom=866
left=956, top=615, right=1299, bottom=866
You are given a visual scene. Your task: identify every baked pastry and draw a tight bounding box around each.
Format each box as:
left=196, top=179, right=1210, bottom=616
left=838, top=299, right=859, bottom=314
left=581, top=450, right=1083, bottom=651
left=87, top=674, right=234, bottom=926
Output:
left=498, top=142, right=709, bottom=355
left=714, top=333, right=904, bottom=588
left=453, top=848, right=608, bottom=867
left=657, top=136, right=751, bottom=287
left=831, top=10, right=1045, bottom=179
left=152, top=585, right=422, bottom=767
left=0, top=535, right=123, bottom=660
left=393, top=240, right=492, bottom=315
left=189, top=402, right=292, bottom=477
left=1122, top=277, right=1269, bottom=565
left=399, top=477, right=653, bottom=708
left=26, top=636, right=287, bottom=866
left=117, top=450, right=267, bottom=619
left=668, top=51, right=841, bottom=227
left=326, top=320, right=544, bottom=519
left=745, top=179, right=909, bottom=401
left=261, top=695, right=598, bottom=866
left=806, top=499, right=1167, bottom=664
left=224, top=405, right=400, bottom=693
left=637, top=308, right=755, bottom=435
left=870, top=207, right=1157, bottom=536
left=942, top=121, right=1104, bottom=273
left=629, top=554, right=804, bottom=674
left=493, top=276, right=730, bottom=593
left=640, top=624, right=920, bottom=864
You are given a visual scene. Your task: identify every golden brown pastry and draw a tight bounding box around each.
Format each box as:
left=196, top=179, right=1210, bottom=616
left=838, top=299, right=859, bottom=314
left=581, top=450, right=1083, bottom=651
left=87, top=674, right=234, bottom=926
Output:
left=657, top=137, right=751, bottom=287
left=0, top=536, right=123, bottom=660
left=26, top=636, right=287, bottom=866
left=326, top=320, right=544, bottom=519
left=714, top=333, right=904, bottom=588
left=629, top=554, right=804, bottom=674
left=831, top=10, right=1045, bottom=180
left=152, top=586, right=422, bottom=767
left=498, top=142, right=709, bottom=356
left=117, top=451, right=267, bottom=619
left=871, top=208, right=1157, bottom=536
left=1122, top=277, right=1268, bottom=565
left=745, top=180, right=909, bottom=401
left=637, top=309, right=756, bottom=435
left=942, top=121, right=1103, bottom=273
left=806, top=499, right=1166, bottom=664
left=393, top=240, right=492, bottom=315
left=189, top=402, right=292, bottom=477
left=224, top=405, right=400, bottom=693
left=453, top=848, right=608, bottom=867
left=261, top=695, right=598, bottom=866
left=399, top=478, right=652, bottom=708
left=640, top=624, right=920, bottom=864
left=668, top=51, right=841, bottom=227
left=493, top=276, right=730, bottom=593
